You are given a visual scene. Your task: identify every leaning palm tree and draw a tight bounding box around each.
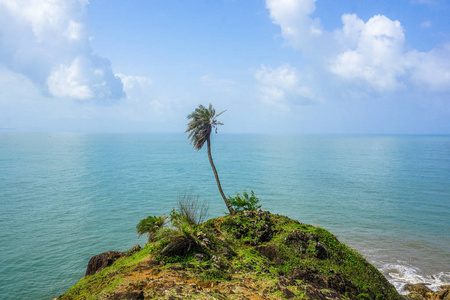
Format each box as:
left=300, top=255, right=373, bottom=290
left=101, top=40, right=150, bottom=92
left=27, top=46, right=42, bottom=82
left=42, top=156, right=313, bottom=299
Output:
left=185, top=104, right=236, bottom=215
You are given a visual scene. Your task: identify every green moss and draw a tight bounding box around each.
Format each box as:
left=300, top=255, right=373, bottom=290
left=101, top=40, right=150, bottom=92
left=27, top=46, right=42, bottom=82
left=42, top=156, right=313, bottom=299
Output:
left=59, top=212, right=402, bottom=300
left=59, top=245, right=153, bottom=300
left=202, top=269, right=232, bottom=282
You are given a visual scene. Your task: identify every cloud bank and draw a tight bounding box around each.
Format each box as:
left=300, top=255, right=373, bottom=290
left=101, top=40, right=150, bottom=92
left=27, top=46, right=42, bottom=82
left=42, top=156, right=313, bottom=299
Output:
left=266, top=0, right=450, bottom=94
left=0, top=0, right=125, bottom=101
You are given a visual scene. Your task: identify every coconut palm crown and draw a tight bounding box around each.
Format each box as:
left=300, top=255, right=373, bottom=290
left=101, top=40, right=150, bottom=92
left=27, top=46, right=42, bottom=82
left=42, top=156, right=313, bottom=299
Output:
left=186, top=104, right=225, bottom=150
left=185, top=104, right=236, bottom=215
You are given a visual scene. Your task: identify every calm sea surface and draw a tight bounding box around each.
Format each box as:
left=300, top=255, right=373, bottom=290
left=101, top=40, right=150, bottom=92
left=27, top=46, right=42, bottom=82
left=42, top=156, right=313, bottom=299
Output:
left=0, top=133, right=449, bottom=299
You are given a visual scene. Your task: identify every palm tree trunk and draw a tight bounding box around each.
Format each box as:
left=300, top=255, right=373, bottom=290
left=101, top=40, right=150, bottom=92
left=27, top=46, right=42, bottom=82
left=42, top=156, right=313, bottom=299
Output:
left=207, top=138, right=236, bottom=215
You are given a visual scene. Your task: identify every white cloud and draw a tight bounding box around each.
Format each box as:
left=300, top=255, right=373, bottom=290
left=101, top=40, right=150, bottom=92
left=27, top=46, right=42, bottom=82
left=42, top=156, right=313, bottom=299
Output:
left=255, top=64, right=315, bottom=109
left=0, top=0, right=124, bottom=101
left=335, top=14, right=365, bottom=49
left=409, top=44, right=450, bottom=91
left=266, top=0, right=322, bottom=49
left=47, top=57, right=94, bottom=100
left=47, top=55, right=124, bottom=100
left=330, top=15, right=408, bottom=91
left=117, top=73, right=152, bottom=93
left=266, top=1, right=450, bottom=95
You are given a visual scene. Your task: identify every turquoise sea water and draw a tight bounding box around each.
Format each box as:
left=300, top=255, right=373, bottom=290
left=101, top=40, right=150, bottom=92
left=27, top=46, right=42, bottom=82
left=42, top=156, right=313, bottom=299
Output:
left=0, top=133, right=449, bottom=299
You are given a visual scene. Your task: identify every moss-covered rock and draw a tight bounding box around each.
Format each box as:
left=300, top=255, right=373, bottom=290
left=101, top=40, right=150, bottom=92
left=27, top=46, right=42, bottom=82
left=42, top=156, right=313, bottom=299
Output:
left=58, top=212, right=402, bottom=300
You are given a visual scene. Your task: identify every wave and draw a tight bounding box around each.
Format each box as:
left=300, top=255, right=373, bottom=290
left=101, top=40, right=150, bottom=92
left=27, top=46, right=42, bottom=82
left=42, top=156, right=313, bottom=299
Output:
left=379, top=262, right=450, bottom=294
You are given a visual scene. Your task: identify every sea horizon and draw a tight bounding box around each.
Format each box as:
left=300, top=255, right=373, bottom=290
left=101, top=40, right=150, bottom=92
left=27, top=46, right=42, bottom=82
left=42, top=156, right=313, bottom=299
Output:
left=2, top=129, right=450, bottom=136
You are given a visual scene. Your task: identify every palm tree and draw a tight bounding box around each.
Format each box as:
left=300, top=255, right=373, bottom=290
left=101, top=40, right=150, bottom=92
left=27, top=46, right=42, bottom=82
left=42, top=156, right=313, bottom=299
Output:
left=186, top=104, right=236, bottom=215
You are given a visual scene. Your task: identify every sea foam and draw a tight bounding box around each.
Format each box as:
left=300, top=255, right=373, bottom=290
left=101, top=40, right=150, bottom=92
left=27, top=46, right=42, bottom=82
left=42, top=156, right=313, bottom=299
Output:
left=380, top=262, right=450, bottom=294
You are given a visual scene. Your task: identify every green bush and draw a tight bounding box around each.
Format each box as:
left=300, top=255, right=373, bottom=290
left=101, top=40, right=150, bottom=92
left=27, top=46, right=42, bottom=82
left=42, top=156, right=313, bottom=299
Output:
left=136, top=215, right=168, bottom=243
left=227, top=190, right=261, bottom=212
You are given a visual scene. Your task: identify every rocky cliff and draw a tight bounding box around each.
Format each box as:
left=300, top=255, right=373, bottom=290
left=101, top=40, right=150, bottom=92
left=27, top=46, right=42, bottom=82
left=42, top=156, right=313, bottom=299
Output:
left=57, top=211, right=406, bottom=300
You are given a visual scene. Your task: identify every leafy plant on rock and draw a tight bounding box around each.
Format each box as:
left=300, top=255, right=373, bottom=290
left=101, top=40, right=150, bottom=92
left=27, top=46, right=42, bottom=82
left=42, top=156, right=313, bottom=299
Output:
left=137, top=192, right=212, bottom=261
left=227, top=189, right=262, bottom=212
left=136, top=215, right=168, bottom=243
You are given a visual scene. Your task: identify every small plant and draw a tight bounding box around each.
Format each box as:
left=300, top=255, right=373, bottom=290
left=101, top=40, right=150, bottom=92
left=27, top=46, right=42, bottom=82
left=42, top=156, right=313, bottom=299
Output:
left=136, top=215, right=168, bottom=243
left=156, top=216, right=199, bottom=258
left=172, top=190, right=209, bottom=227
left=227, top=190, right=261, bottom=212
left=136, top=191, right=212, bottom=259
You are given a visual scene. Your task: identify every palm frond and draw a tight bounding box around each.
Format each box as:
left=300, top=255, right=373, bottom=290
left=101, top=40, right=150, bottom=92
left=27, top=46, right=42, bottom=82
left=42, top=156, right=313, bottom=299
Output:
left=136, top=215, right=168, bottom=238
left=185, top=104, right=225, bottom=150
left=215, top=110, right=226, bottom=118
left=152, top=227, right=180, bottom=241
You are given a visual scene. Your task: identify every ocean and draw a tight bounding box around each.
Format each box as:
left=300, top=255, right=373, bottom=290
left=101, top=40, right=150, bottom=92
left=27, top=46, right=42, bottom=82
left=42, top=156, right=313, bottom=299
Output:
left=0, top=132, right=449, bottom=299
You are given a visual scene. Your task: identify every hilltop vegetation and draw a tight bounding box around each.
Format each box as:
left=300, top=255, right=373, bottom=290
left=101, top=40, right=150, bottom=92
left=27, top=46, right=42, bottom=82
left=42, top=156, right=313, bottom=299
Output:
left=58, top=210, right=402, bottom=300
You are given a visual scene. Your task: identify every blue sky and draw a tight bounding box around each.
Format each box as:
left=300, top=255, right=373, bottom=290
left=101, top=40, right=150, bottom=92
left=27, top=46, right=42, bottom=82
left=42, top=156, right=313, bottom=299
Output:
left=0, top=0, right=449, bottom=134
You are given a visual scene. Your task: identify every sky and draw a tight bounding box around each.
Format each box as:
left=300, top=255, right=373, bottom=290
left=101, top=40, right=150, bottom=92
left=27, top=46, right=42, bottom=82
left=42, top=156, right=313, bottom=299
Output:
left=0, top=0, right=449, bottom=134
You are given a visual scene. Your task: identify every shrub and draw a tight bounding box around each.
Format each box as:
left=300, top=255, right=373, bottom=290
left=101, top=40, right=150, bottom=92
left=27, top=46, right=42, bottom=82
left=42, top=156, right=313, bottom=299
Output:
left=136, top=191, right=210, bottom=259
left=227, top=190, right=261, bottom=212
left=175, top=190, right=209, bottom=226
left=136, top=215, right=168, bottom=243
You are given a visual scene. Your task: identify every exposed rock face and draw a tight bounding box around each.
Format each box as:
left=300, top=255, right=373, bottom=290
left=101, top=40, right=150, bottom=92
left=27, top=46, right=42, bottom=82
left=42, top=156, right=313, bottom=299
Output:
left=255, top=244, right=281, bottom=263
left=193, top=253, right=205, bottom=261
left=128, top=244, right=141, bottom=254
left=230, top=210, right=274, bottom=245
left=434, top=287, right=450, bottom=300
left=282, top=288, right=296, bottom=299
left=289, top=267, right=358, bottom=296
left=85, top=251, right=124, bottom=276
left=110, top=291, right=144, bottom=300
left=210, top=255, right=225, bottom=269
left=197, top=231, right=212, bottom=249
left=284, top=230, right=317, bottom=255
left=404, top=284, right=450, bottom=300
left=314, top=242, right=328, bottom=259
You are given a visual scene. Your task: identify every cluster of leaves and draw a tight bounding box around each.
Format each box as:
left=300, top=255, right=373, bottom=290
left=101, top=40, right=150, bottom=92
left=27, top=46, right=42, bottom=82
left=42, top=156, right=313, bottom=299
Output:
left=227, top=189, right=261, bottom=213
left=136, top=192, right=212, bottom=261
left=185, top=104, right=225, bottom=150
left=137, top=213, right=199, bottom=261
left=136, top=215, right=168, bottom=243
